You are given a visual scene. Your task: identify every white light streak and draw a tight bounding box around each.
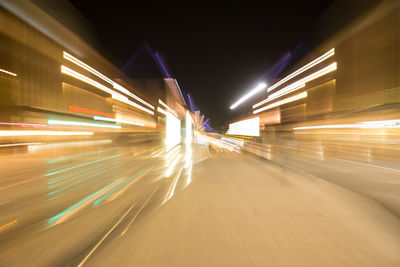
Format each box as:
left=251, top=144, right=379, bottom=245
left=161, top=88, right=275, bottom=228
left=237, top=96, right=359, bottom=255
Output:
left=230, top=82, right=267, bottom=110
left=253, top=91, right=307, bottom=114
left=267, top=63, right=336, bottom=102
left=28, top=140, right=112, bottom=152
left=48, top=119, right=121, bottom=129
left=64, top=51, right=154, bottom=110
left=157, top=107, right=167, bottom=115
left=113, top=83, right=154, bottom=110
left=63, top=51, right=114, bottom=84
left=186, top=111, right=193, bottom=145
left=61, top=66, right=154, bottom=115
left=267, top=48, right=334, bottom=93
left=294, top=119, right=400, bottom=130
left=165, top=155, right=182, bottom=177
left=61, top=65, right=116, bottom=95
left=0, top=68, right=17, bottom=77
left=0, top=131, right=93, bottom=136
left=93, top=116, right=144, bottom=126
left=253, top=48, right=335, bottom=108
left=159, top=99, right=178, bottom=117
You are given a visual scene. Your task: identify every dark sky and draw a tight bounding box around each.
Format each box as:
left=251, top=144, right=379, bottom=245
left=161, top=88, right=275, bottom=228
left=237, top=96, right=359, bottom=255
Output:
left=67, top=0, right=376, bottom=127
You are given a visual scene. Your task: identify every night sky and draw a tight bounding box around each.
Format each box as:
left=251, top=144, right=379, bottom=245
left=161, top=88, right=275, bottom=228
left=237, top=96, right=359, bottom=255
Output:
left=68, top=0, right=377, bottom=128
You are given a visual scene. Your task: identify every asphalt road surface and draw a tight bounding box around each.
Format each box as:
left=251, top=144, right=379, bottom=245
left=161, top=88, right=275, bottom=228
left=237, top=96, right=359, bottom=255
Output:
left=1, top=141, right=400, bottom=266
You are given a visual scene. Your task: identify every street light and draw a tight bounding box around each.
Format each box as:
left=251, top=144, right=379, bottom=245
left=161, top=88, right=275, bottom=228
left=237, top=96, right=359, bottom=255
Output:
left=230, top=82, right=267, bottom=110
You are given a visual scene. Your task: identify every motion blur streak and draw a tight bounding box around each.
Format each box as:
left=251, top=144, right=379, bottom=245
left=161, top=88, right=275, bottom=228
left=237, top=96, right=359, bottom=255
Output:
left=63, top=51, right=154, bottom=110
left=63, top=51, right=114, bottom=85
left=230, top=82, right=267, bottom=109
left=48, top=177, right=125, bottom=225
left=93, top=116, right=144, bottom=126
left=68, top=106, right=115, bottom=118
left=253, top=48, right=334, bottom=108
left=0, top=130, right=93, bottom=136
left=267, top=62, right=336, bottom=102
left=0, top=67, right=17, bottom=77
left=28, top=140, right=112, bottom=152
left=48, top=119, right=121, bottom=129
left=2, top=1, right=400, bottom=267
left=253, top=91, right=307, bottom=114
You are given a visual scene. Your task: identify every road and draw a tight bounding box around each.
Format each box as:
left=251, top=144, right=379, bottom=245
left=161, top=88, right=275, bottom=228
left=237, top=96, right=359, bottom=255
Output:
left=1, top=141, right=400, bottom=266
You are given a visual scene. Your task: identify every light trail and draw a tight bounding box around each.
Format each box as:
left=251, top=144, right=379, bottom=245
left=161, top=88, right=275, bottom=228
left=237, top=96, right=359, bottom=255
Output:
left=46, top=155, right=119, bottom=176
left=0, top=130, right=93, bottom=136
left=0, top=68, right=17, bottom=77
left=77, top=203, right=137, bottom=267
left=253, top=91, right=307, bottom=114
left=47, top=177, right=125, bottom=225
left=120, top=183, right=161, bottom=236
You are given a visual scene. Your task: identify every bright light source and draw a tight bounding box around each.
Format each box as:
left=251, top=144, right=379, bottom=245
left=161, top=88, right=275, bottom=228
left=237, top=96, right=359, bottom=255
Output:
left=48, top=119, right=121, bottom=129
left=186, top=111, right=193, bottom=145
left=230, top=82, right=267, bottom=110
left=0, top=131, right=93, bottom=136
left=166, top=111, right=181, bottom=150
left=0, top=68, right=17, bottom=77
left=253, top=91, right=307, bottom=114
left=227, top=117, right=260, bottom=136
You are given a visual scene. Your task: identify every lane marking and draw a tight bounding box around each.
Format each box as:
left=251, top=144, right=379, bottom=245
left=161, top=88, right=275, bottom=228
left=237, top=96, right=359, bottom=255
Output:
left=121, top=184, right=160, bottom=236
left=77, top=203, right=137, bottom=267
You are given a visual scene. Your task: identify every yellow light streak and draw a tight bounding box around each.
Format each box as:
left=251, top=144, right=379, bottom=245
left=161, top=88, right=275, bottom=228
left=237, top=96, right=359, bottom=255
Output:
left=0, top=219, right=18, bottom=232
left=253, top=91, right=307, bottom=114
